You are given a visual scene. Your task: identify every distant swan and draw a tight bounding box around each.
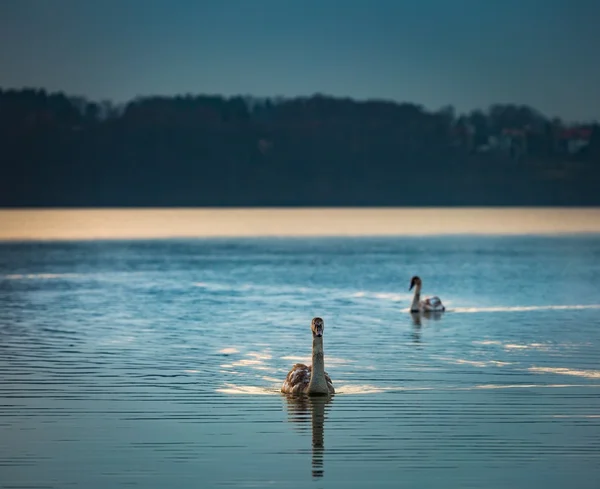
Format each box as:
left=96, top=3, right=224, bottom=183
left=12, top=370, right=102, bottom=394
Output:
left=281, top=317, right=335, bottom=396
left=409, top=276, right=445, bottom=313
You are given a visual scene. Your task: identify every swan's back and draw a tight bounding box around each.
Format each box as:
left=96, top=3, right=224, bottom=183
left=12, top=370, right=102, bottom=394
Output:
left=422, top=296, right=445, bottom=311
left=281, top=363, right=334, bottom=395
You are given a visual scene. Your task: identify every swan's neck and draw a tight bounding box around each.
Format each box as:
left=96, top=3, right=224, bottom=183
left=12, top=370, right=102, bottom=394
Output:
left=410, top=284, right=422, bottom=312
left=308, top=337, right=329, bottom=395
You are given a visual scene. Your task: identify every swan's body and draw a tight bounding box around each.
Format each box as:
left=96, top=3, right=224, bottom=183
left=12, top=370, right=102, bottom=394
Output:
left=281, top=317, right=335, bottom=396
left=409, top=276, right=445, bottom=313
left=282, top=364, right=335, bottom=396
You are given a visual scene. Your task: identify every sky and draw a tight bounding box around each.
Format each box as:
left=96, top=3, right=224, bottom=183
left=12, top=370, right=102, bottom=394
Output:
left=0, top=0, right=599, bottom=122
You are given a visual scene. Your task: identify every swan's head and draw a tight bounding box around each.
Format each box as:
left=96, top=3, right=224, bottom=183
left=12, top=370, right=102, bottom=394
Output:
left=311, top=317, right=325, bottom=338
left=409, top=276, right=422, bottom=291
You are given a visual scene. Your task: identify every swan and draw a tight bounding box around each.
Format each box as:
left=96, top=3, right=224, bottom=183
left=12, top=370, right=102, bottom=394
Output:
left=281, top=317, right=335, bottom=396
left=409, top=276, right=445, bottom=313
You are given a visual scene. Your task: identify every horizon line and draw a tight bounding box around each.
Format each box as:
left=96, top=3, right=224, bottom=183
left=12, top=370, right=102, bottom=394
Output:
left=1, top=208, right=600, bottom=242
left=2, top=86, right=598, bottom=124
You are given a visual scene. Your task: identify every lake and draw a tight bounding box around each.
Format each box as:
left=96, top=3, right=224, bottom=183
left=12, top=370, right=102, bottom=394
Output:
left=1, top=210, right=599, bottom=488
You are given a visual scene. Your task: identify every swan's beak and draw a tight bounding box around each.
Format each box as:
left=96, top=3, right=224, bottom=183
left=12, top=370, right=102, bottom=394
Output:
left=409, top=283, right=414, bottom=291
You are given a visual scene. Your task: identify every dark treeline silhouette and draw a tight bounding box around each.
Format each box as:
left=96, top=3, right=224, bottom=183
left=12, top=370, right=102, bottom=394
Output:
left=1, top=87, right=599, bottom=206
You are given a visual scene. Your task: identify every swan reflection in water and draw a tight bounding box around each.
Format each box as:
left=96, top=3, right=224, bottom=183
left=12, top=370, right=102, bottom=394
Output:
left=283, top=394, right=333, bottom=478
left=410, top=311, right=444, bottom=342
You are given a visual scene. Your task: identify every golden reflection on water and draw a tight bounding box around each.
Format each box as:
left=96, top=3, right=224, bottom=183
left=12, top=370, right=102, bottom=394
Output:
left=1, top=207, right=600, bottom=240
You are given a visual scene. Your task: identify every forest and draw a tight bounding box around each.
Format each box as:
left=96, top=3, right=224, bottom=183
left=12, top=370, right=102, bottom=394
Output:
left=1, top=88, right=598, bottom=206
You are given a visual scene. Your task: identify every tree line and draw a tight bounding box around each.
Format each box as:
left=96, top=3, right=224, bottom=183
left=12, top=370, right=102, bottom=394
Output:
left=1, top=87, right=599, bottom=206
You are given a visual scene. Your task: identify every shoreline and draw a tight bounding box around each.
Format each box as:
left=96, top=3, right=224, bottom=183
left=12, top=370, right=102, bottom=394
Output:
left=1, top=207, right=600, bottom=241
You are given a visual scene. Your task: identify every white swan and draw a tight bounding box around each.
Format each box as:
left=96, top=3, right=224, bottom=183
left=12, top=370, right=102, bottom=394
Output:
left=281, top=317, right=335, bottom=396
left=409, top=276, right=445, bottom=313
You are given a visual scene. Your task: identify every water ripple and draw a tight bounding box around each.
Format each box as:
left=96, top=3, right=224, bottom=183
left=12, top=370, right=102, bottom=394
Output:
left=1, top=236, right=599, bottom=488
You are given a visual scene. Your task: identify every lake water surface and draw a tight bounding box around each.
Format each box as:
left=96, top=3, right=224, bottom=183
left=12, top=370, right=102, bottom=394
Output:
left=1, top=233, right=599, bottom=488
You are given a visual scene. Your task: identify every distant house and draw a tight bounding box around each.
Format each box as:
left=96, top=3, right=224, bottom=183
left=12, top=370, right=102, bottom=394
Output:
left=498, top=128, right=527, bottom=160
left=559, top=127, right=592, bottom=154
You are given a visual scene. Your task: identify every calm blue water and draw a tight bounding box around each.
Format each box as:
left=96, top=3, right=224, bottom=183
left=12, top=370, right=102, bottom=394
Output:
left=1, top=236, right=599, bottom=488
